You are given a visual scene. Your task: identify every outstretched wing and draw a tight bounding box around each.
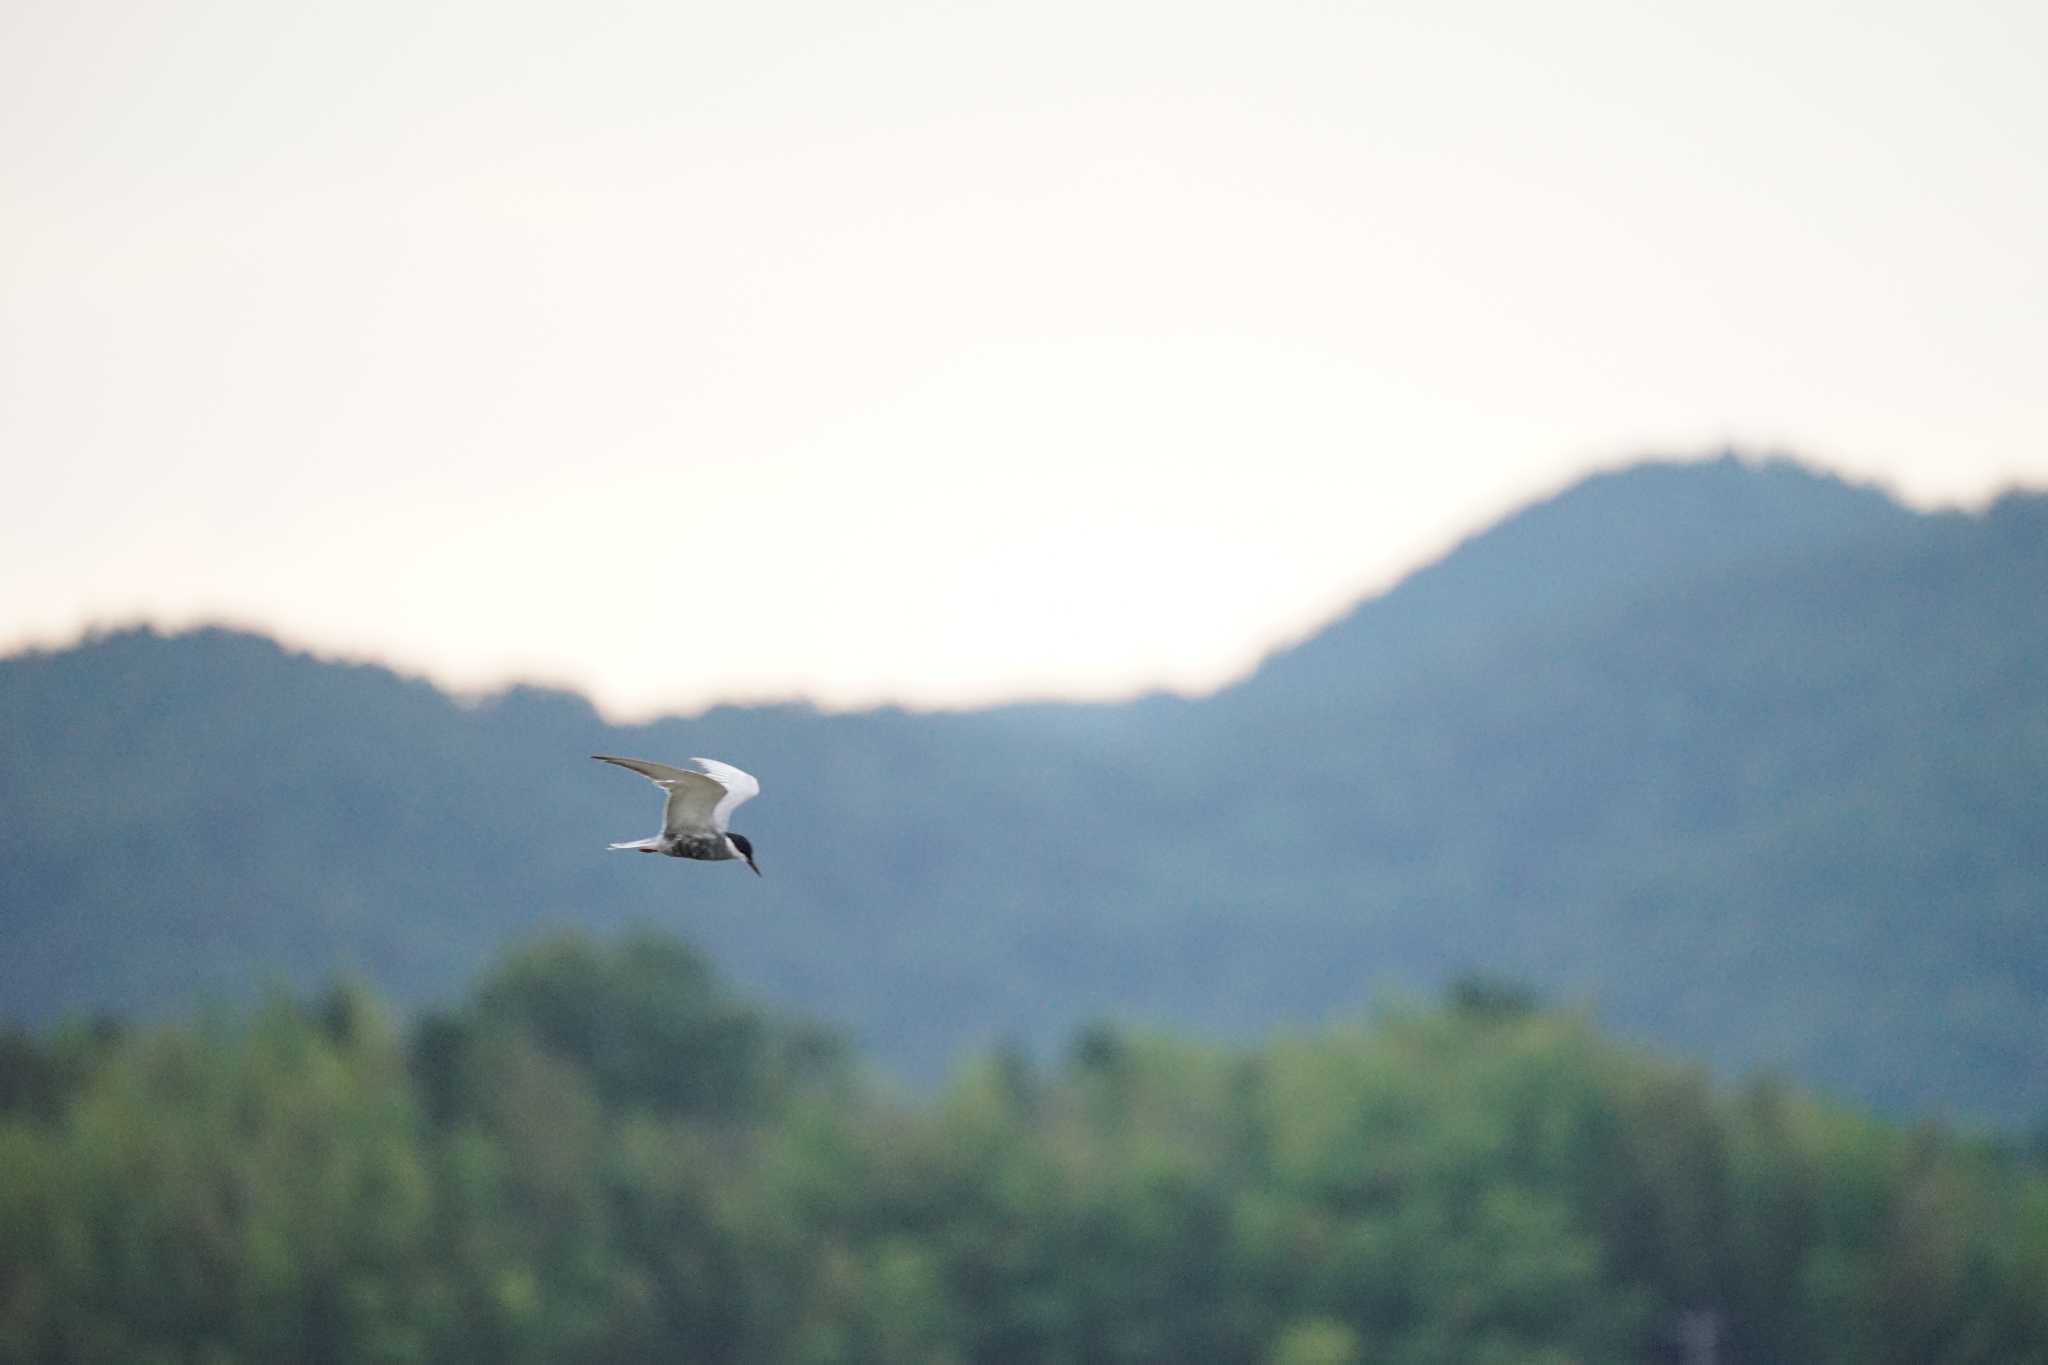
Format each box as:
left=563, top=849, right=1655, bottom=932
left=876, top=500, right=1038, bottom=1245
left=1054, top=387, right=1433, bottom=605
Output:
left=688, top=756, right=760, bottom=833
left=592, top=754, right=759, bottom=836
left=593, top=754, right=726, bottom=836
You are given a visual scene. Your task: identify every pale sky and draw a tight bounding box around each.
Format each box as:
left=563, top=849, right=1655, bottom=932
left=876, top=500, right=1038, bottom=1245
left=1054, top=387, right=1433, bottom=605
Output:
left=5, top=0, right=2044, bottom=717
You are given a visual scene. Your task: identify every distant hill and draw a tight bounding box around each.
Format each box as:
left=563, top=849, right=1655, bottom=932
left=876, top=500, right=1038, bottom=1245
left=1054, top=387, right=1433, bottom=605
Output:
left=4, top=454, right=2044, bottom=1124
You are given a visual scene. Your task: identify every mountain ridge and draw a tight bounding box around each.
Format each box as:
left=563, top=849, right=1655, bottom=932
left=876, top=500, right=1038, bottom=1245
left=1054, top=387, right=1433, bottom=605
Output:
left=5, top=455, right=2044, bottom=1124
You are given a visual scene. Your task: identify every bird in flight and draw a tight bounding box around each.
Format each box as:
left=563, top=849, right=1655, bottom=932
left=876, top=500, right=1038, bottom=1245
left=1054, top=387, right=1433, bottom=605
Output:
left=593, top=755, right=762, bottom=875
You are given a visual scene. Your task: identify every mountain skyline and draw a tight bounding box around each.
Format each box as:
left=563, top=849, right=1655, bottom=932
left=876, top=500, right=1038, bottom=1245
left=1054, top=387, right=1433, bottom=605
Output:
left=14, top=449, right=2010, bottom=720
left=5, top=455, right=2045, bottom=1127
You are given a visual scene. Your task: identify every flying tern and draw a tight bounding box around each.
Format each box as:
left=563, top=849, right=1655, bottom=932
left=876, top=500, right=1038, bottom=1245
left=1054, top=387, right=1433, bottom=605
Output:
left=593, top=754, right=762, bottom=875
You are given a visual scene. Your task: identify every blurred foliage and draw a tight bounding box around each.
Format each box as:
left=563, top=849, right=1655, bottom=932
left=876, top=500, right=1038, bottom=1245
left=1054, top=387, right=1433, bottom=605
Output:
left=3, top=930, right=2045, bottom=1364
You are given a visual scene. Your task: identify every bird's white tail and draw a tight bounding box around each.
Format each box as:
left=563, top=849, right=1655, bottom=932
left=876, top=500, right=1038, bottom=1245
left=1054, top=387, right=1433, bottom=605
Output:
left=607, top=837, right=662, bottom=852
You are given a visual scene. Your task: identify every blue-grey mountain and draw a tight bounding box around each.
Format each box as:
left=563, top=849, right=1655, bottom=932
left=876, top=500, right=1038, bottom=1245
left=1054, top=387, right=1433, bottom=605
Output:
left=3, top=455, right=2043, bottom=1123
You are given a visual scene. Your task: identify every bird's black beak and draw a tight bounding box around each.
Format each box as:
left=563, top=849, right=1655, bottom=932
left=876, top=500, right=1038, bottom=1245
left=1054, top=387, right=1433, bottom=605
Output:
left=746, top=856, right=762, bottom=876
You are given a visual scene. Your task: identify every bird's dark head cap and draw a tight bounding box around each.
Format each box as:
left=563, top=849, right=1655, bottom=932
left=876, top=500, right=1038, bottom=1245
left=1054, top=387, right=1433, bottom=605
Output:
left=729, top=832, right=761, bottom=876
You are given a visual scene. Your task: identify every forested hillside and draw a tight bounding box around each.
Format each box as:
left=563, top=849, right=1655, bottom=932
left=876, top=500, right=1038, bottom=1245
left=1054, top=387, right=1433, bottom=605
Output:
left=3, top=932, right=2044, bottom=1365
left=3, top=455, right=2044, bottom=1123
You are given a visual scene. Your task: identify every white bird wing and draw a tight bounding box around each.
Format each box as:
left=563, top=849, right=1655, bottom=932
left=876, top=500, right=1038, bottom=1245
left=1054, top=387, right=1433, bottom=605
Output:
left=688, top=756, right=760, bottom=833
left=593, top=754, right=758, bottom=836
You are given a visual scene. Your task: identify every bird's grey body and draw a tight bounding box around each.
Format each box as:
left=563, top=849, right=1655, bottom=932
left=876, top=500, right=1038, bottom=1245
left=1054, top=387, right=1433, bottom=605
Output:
left=638, top=830, right=739, bottom=862
left=593, top=754, right=763, bottom=875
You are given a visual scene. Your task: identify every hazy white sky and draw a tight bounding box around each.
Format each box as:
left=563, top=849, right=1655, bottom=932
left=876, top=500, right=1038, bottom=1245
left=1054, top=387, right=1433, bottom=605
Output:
left=5, top=0, right=2044, bottom=716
